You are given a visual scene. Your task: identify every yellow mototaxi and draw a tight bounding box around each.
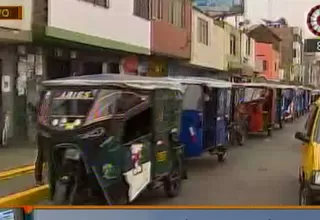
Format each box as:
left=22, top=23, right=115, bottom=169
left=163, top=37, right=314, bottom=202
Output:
left=295, top=98, right=320, bottom=205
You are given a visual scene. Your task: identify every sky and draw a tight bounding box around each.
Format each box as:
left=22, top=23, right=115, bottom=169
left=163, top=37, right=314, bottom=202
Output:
left=32, top=209, right=320, bottom=220
left=244, top=0, right=319, bottom=39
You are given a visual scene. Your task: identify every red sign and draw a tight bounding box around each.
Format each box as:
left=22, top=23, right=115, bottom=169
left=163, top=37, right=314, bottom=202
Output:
left=120, top=56, right=138, bottom=74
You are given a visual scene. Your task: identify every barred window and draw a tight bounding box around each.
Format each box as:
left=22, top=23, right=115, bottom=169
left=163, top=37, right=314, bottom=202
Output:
left=168, top=0, right=185, bottom=27
left=151, top=0, right=163, bottom=20
left=134, top=0, right=150, bottom=20
left=81, top=0, right=110, bottom=8
left=197, top=18, right=208, bottom=45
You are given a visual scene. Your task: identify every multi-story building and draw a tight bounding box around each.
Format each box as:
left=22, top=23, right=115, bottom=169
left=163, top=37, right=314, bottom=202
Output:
left=303, top=52, right=320, bottom=87
left=268, top=26, right=304, bottom=83
left=0, top=0, right=192, bottom=143
left=247, top=24, right=281, bottom=80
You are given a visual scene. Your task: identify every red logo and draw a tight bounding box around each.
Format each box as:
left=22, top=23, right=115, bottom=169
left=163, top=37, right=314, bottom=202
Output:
left=307, top=5, right=320, bottom=36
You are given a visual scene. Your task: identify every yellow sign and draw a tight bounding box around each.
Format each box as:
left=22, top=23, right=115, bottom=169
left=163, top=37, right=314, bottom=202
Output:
left=156, top=151, right=167, bottom=162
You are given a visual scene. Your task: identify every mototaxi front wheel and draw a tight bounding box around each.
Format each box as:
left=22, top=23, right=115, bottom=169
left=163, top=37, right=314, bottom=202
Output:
left=217, top=150, right=228, bottom=162
left=299, top=184, right=314, bottom=205
left=53, top=181, right=69, bottom=205
left=164, top=157, right=182, bottom=198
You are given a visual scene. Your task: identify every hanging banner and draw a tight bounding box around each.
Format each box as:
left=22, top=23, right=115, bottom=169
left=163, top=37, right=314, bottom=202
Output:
left=193, top=0, right=245, bottom=17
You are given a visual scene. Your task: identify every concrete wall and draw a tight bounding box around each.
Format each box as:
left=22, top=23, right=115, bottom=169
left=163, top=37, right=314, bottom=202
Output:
left=0, top=46, right=17, bottom=139
left=47, top=0, right=151, bottom=50
left=189, top=9, right=224, bottom=70
left=241, top=33, right=255, bottom=68
left=224, top=22, right=241, bottom=71
left=151, top=0, right=191, bottom=58
left=0, top=0, right=32, bottom=30
left=255, top=42, right=279, bottom=80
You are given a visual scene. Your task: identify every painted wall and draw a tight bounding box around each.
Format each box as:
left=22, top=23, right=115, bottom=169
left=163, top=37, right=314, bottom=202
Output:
left=255, top=42, right=279, bottom=80
left=241, top=33, right=255, bottom=68
left=189, top=9, right=224, bottom=70
left=47, top=0, right=150, bottom=51
left=151, top=1, right=191, bottom=59
left=223, top=22, right=241, bottom=71
left=0, top=0, right=32, bottom=30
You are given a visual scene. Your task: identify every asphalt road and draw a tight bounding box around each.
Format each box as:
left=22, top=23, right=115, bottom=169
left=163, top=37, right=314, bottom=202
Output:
left=131, top=117, right=303, bottom=205
left=3, top=117, right=304, bottom=205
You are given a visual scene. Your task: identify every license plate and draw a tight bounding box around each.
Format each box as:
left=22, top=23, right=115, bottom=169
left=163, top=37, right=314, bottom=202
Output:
left=65, top=149, right=80, bottom=160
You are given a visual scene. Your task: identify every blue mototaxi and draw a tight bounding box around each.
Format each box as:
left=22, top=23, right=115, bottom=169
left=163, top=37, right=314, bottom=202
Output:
left=300, top=86, right=312, bottom=115
left=295, top=87, right=304, bottom=118
left=168, top=76, right=232, bottom=162
left=282, top=86, right=296, bottom=122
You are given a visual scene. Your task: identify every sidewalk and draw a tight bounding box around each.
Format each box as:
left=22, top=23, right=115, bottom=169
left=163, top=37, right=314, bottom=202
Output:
left=0, top=143, right=37, bottom=172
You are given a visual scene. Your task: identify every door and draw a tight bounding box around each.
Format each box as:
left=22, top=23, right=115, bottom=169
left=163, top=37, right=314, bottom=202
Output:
left=203, top=87, right=215, bottom=149
left=301, top=105, right=318, bottom=181
left=180, top=85, right=203, bottom=157
left=214, top=88, right=228, bottom=146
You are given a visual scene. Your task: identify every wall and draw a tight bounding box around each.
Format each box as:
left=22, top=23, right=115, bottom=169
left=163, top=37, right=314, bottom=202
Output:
left=151, top=0, right=191, bottom=59
left=223, top=22, right=241, bottom=71
left=189, top=9, right=224, bottom=70
left=241, top=33, right=255, bottom=68
left=0, top=0, right=32, bottom=31
left=47, top=0, right=150, bottom=52
left=255, top=42, right=276, bottom=80
left=269, top=27, right=293, bottom=79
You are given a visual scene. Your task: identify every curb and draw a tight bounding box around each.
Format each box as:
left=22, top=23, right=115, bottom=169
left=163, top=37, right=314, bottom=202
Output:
left=0, top=165, right=35, bottom=181
left=0, top=184, right=49, bottom=205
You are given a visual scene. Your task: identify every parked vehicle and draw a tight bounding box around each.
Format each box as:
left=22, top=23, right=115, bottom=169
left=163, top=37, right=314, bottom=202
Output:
left=282, top=87, right=296, bottom=122
left=38, top=74, right=187, bottom=205
left=235, top=83, right=276, bottom=137
left=295, top=100, right=320, bottom=205
left=168, top=77, right=232, bottom=162
left=229, top=83, right=247, bottom=145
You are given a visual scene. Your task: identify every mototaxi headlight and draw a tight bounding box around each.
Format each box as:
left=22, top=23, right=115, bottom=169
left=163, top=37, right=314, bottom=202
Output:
left=312, top=171, right=320, bottom=184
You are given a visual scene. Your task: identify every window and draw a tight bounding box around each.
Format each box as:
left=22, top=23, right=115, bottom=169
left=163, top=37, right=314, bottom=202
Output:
left=81, top=0, right=109, bottom=8
left=197, top=18, right=209, bottom=45
left=123, top=108, right=152, bottom=143
left=168, top=0, right=185, bottom=27
left=274, top=63, right=277, bottom=71
left=293, top=49, right=297, bottom=58
left=294, top=34, right=299, bottom=42
left=305, top=105, right=318, bottom=137
left=263, top=60, right=268, bottom=71
left=246, top=37, right=251, bottom=55
left=230, top=34, right=236, bottom=55
left=182, top=85, right=203, bottom=111
left=151, top=0, right=163, bottom=20
left=134, top=0, right=150, bottom=20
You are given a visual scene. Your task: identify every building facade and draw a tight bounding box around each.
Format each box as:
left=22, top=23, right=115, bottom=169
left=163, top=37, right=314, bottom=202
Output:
left=269, top=26, right=304, bottom=83
left=247, top=25, right=281, bottom=80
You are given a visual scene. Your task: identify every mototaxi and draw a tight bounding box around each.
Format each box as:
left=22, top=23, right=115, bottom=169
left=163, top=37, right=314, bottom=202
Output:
left=282, top=86, right=296, bottom=122
left=38, top=74, right=186, bottom=205
left=168, top=76, right=231, bottom=162
left=295, top=99, right=320, bottom=205
left=235, top=83, right=276, bottom=136
left=229, top=83, right=247, bottom=145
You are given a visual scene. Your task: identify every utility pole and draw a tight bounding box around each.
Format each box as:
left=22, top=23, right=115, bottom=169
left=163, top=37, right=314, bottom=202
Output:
left=268, top=0, right=272, bottom=20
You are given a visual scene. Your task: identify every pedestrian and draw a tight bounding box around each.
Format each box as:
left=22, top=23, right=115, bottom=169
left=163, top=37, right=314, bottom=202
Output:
left=29, top=91, right=46, bottom=186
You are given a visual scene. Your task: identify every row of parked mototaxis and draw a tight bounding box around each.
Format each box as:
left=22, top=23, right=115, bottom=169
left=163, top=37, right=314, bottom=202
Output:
left=37, top=74, right=319, bottom=205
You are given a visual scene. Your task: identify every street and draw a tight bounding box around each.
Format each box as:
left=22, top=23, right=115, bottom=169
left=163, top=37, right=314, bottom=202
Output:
left=34, top=116, right=304, bottom=205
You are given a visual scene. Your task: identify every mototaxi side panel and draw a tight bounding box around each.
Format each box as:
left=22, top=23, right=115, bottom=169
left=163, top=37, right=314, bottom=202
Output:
left=39, top=74, right=186, bottom=205
left=214, top=88, right=229, bottom=147
left=179, top=84, right=204, bottom=157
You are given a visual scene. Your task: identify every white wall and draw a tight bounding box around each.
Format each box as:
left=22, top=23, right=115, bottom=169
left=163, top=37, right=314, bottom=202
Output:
left=0, top=0, right=32, bottom=30
left=241, top=33, right=255, bottom=68
left=190, top=9, right=225, bottom=70
left=47, top=0, right=150, bottom=49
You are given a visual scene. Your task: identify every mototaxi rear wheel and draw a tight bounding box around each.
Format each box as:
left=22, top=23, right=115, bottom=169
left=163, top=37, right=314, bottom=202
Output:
left=53, top=181, right=69, bottom=205
left=164, top=156, right=182, bottom=198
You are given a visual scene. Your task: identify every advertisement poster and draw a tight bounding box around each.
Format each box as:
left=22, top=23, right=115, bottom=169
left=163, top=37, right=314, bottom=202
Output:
left=193, top=0, right=244, bottom=17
